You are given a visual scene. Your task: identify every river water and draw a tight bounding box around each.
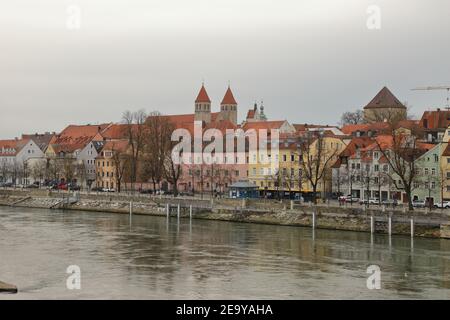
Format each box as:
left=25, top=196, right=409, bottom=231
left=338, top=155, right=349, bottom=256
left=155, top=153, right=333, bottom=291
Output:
left=0, top=206, right=449, bottom=299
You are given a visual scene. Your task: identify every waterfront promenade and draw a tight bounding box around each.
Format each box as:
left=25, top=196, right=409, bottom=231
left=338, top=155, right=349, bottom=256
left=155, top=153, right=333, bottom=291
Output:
left=1, top=189, right=449, bottom=239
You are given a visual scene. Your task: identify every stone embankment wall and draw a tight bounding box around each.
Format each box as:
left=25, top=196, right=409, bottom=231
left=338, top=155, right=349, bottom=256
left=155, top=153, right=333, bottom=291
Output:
left=1, top=189, right=449, bottom=239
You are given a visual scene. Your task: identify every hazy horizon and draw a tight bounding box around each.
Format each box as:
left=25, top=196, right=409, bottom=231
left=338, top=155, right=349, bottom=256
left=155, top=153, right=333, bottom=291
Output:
left=1, top=0, right=450, bottom=138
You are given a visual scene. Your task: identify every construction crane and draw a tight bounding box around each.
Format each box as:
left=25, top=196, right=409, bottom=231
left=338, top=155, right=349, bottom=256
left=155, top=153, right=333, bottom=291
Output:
left=411, top=86, right=450, bottom=110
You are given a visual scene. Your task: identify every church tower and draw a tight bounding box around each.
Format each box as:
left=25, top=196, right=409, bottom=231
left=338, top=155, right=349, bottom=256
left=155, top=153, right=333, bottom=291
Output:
left=220, top=86, right=238, bottom=125
left=194, top=84, right=211, bottom=124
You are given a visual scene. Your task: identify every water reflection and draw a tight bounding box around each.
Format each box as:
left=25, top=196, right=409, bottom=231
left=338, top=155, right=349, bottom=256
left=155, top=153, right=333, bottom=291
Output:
left=0, top=207, right=449, bottom=299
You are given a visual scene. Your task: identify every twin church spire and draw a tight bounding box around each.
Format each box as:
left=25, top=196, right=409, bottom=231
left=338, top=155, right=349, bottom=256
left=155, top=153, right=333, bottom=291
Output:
left=194, top=83, right=238, bottom=125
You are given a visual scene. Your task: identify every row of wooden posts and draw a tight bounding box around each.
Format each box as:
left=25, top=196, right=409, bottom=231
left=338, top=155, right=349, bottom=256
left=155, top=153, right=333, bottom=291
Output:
left=127, top=201, right=415, bottom=238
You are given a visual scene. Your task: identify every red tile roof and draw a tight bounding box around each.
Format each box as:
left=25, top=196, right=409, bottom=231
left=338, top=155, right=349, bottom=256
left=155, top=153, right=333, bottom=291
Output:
left=195, top=84, right=211, bottom=103
left=221, top=86, right=237, bottom=105
left=0, top=139, right=33, bottom=156
left=246, top=109, right=256, bottom=119
left=101, top=140, right=129, bottom=153
left=419, top=109, right=450, bottom=130
left=242, top=120, right=285, bottom=131
left=49, top=124, right=110, bottom=154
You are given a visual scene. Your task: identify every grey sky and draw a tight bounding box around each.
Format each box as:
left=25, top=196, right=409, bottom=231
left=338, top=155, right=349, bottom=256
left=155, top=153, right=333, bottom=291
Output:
left=1, top=0, right=450, bottom=138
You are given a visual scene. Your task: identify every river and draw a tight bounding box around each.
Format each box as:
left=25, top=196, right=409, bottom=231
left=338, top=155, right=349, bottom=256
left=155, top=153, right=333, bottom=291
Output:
left=0, top=206, right=449, bottom=299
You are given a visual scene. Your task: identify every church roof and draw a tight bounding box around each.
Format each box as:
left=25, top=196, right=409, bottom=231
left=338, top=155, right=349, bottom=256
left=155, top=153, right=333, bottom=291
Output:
left=195, top=84, right=211, bottom=103
left=221, top=86, right=237, bottom=105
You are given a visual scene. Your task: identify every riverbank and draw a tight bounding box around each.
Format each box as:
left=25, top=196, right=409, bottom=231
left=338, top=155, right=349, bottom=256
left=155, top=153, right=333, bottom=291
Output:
left=1, top=189, right=449, bottom=239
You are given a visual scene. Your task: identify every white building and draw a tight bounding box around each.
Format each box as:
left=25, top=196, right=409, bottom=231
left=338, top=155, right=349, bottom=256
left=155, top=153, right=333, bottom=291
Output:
left=0, top=138, right=46, bottom=185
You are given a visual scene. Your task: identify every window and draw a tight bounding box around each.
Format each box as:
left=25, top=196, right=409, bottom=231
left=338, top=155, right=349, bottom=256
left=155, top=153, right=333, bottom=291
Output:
left=283, top=154, right=287, bottom=162
left=431, top=168, right=436, bottom=176
left=374, top=152, right=379, bottom=159
left=383, top=165, right=388, bottom=172
left=447, top=172, right=450, bottom=179
left=351, top=163, right=355, bottom=169
left=235, top=170, right=239, bottom=177
left=424, top=168, right=429, bottom=175
left=447, top=158, right=450, bottom=164
left=414, top=181, right=420, bottom=189
left=291, top=154, right=295, bottom=162
left=431, top=182, right=436, bottom=189
left=356, top=163, right=361, bottom=170
left=374, top=164, right=379, bottom=172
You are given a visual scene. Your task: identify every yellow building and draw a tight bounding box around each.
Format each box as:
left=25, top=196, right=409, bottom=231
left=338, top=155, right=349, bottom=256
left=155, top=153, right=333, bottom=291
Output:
left=95, top=140, right=129, bottom=192
left=301, top=135, right=348, bottom=199
left=248, top=142, right=302, bottom=198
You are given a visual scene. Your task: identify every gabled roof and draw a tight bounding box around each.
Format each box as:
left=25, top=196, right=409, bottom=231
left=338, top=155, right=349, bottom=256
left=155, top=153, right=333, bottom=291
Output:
left=100, top=140, right=129, bottom=153
left=221, top=86, right=237, bottom=105
left=49, top=123, right=110, bottom=154
left=0, top=139, right=33, bottom=157
left=341, top=122, right=391, bottom=135
left=97, top=124, right=138, bottom=140
left=364, top=86, right=406, bottom=109
left=22, top=133, right=55, bottom=152
left=195, top=84, right=211, bottom=103
left=0, top=139, right=20, bottom=156
left=419, top=109, right=450, bottom=130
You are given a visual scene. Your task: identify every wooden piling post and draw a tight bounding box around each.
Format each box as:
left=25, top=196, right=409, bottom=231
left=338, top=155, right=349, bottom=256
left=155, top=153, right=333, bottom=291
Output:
left=129, top=201, right=133, bottom=224
left=370, top=215, right=374, bottom=234
left=312, top=211, right=316, bottom=229
left=388, top=215, right=392, bottom=236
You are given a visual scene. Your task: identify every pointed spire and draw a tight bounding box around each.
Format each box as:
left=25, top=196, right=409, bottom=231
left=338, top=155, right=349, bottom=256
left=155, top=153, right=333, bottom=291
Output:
left=195, top=84, right=211, bottom=103
left=221, top=86, right=237, bottom=105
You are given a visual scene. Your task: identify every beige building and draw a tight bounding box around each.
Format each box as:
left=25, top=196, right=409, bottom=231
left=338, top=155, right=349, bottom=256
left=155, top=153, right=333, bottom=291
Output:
left=363, top=86, right=407, bottom=123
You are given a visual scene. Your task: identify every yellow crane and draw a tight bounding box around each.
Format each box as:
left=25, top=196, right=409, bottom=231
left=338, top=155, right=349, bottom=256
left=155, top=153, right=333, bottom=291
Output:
left=412, top=86, right=450, bottom=110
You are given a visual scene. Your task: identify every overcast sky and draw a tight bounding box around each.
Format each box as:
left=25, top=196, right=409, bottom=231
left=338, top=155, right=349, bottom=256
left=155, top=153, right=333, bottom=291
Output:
left=1, top=0, right=450, bottom=138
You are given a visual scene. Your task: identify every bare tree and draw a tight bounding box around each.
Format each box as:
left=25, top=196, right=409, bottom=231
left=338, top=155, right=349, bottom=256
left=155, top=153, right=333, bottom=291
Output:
left=298, top=132, right=339, bottom=204
left=122, top=109, right=147, bottom=192
left=142, top=111, right=173, bottom=193
left=30, top=160, right=47, bottom=187
left=111, top=143, right=130, bottom=193
left=340, top=109, right=364, bottom=126
left=375, top=124, right=426, bottom=210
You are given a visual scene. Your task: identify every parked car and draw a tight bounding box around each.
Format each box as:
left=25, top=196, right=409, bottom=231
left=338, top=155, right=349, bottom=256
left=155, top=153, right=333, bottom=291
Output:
left=25, top=183, right=39, bottom=189
left=433, top=201, right=450, bottom=209
left=345, top=195, right=360, bottom=203
left=382, top=199, right=398, bottom=206
left=58, top=183, right=68, bottom=191
left=0, top=182, right=13, bottom=188
left=360, top=198, right=380, bottom=205
left=412, top=200, right=426, bottom=208
left=68, top=184, right=81, bottom=191
left=91, top=187, right=104, bottom=192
